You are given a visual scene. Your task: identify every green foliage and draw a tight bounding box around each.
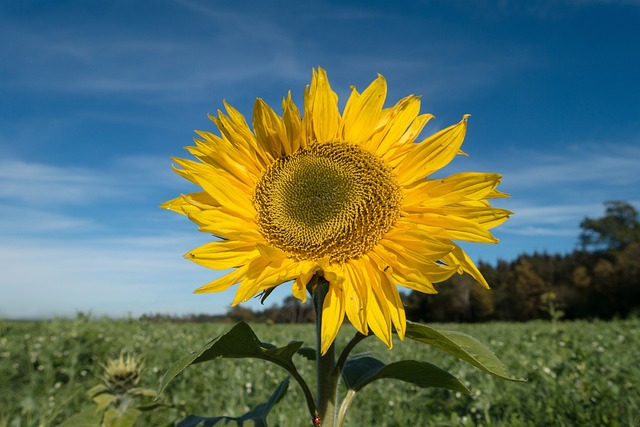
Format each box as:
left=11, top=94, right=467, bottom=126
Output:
left=156, top=321, right=316, bottom=422
left=406, top=242, right=640, bottom=324
left=1, top=317, right=639, bottom=426
left=342, top=355, right=470, bottom=394
left=405, top=322, right=521, bottom=381
left=157, top=319, right=516, bottom=424
left=580, top=201, right=640, bottom=251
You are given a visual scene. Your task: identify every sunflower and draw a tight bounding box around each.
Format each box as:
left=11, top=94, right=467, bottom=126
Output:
left=163, top=68, right=511, bottom=354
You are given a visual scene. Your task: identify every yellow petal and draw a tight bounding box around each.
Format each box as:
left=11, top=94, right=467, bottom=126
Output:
left=233, top=257, right=317, bottom=305
left=369, top=95, right=422, bottom=157
left=361, top=260, right=393, bottom=348
left=341, top=74, right=386, bottom=144
left=253, top=98, right=292, bottom=157
left=370, top=245, right=456, bottom=294
left=160, top=192, right=219, bottom=216
left=396, top=115, right=469, bottom=185
left=282, top=91, right=303, bottom=152
left=292, top=278, right=307, bottom=303
left=382, top=224, right=455, bottom=257
left=385, top=113, right=435, bottom=167
left=212, top=104, right=272, bottom=168
left=189, top=170, right=255, bottom=215
left=442, top=244, right=490, bottom=289
left=342, top=260, right=368, bottom=335
left=403, top=172, right=504, bottom=209
left=379, top=268, right=406, bottom=340
left=410, top=207, right=512, bottom=230
left=188, top=132, right=262, bottom=187
left=305, top=68, right=340, bottom=143
left=186, top=240, right=259, bottom=270
left=191, top=208, right=262, bottom=240
left=194, top=265, right=249, bottom=294
left=320, top=282, right=346, bottom=355
left=404, top=214, right=500, bottom=244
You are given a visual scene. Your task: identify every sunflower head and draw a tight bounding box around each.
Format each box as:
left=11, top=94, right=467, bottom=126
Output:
left=253, top=141, right=402, bottom=263
left=101, top=352, right=143, bottom=395
left=163, top=68, right=511, bottom=354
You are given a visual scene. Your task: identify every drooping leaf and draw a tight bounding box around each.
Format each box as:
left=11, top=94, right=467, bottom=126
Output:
left=342, top=354, right=469, bottom=394
left=341, top=354, right=384, bottom=390
left=405, top=321, right=524, bottom=381
left=176, top=377, right=290, bottom=427
left=156, top=322, right=303, bottom=398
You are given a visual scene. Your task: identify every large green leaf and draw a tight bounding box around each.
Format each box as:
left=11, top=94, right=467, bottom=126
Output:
left=342, top=354, right=470, bottom=394
left=176, top=377, right=290, bottom=427
left=156, top=322, right=303, bottom=397
left=405, top=321, right=524, bottom=381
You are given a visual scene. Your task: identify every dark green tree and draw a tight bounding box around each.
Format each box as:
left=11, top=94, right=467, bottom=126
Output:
left=579, top=201, right=640, bottom=251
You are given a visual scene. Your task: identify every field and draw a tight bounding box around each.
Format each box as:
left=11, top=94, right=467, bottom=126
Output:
left=1, top=317, right=639, bottom=426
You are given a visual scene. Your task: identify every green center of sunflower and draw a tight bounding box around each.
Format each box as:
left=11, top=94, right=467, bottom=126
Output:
left=254, top=142, right=402, bottom=262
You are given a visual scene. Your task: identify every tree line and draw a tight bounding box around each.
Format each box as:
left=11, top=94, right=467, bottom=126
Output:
left=142, top=201, right=640, bottom=324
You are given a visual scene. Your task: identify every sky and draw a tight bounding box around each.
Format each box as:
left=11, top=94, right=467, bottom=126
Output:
left=1, top=0, right=639, bottom=319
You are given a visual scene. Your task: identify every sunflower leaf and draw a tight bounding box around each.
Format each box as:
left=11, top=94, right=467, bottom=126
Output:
left=342, top=354, right=469, bottom=394
left=175, top=377, right=289, bottom=427
left=156, top=322, right=302, bottom=398
left=296, top=346, right=317, bottom=361
left=405, top=321, right=524, bottom=381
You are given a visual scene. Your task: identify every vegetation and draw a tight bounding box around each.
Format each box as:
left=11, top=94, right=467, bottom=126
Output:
left=1, top=317, right=639, bottom=426
left=3, top=201, right=639, bottom=425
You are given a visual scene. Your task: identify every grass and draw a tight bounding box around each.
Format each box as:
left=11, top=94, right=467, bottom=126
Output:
left=1, top=316, right=639, bottom=426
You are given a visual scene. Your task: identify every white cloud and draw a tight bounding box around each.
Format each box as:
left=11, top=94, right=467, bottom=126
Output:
left=0, top=206, right=95, bottom=233
left=0, top=155, right=184, bottom=207
left=0, top=158, right=115, bottom=205
left=502, top=144, right=640, bottom=190
left=0, top=233, right=234, bottom=319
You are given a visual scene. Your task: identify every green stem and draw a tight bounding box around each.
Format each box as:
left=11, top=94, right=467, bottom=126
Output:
left=312, top=274, right=339, bottom=427
left=333, top=332, right=368, bottom=427
left=272, top=359, right=317, bottom=420
left=336, top=390, right=357, bottom=427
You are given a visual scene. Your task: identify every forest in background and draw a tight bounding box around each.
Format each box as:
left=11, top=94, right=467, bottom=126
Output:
left=142, top=201, right=640, bottom=324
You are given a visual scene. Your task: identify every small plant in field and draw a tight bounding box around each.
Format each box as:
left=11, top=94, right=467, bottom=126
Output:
left=540, top=292, right=565, bottom=332
left=58, top=352, right=161, bottom=427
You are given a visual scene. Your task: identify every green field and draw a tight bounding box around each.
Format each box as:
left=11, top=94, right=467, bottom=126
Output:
left=1, top=317, right=639, bottom=426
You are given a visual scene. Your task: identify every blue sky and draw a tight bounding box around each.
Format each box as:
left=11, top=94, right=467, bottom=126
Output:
left=1, top=0, right=639, bottom=319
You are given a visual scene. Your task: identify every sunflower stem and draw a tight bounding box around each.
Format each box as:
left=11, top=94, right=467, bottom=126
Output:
left=312, top=275, right=339, bottom=427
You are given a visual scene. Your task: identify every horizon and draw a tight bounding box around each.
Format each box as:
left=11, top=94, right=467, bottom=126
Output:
left=2, top=0, right=639, bottom=319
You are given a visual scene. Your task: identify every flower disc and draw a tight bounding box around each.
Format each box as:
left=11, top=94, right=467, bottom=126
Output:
left=253, top=141, right=402, bottom=263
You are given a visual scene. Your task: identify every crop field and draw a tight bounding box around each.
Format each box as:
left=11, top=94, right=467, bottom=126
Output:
left=1, top=317, right=639, bottom=426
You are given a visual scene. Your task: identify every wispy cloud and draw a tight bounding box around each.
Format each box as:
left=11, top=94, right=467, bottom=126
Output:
left=0, top=155, right=183, bottom=207
left=0, top=206, right=95, bottom=233
left=0, top=233, right=231, bottom=319
left=501, top=143, right=640, bottom=190
left=0, top=158, right=113, bottom=205
left=466, top=140, right=640, bottom=238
